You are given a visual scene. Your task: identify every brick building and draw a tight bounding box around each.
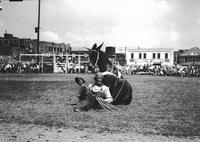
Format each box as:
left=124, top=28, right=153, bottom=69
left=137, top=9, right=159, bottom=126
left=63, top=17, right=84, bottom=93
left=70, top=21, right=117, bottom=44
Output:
left=0, top=33, right=71, bottom=62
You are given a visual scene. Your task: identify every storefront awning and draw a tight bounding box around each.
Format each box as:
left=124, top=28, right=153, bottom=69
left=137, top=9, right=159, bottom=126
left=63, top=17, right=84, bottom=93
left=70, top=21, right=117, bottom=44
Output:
left=180, top=62, right=200, bottom=66
left=153, top=62, right=161, bottom=66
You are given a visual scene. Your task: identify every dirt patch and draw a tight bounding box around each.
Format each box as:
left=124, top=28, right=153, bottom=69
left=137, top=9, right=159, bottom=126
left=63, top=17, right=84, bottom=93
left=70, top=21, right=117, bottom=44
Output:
left=0, top=123, right=199, bottom=142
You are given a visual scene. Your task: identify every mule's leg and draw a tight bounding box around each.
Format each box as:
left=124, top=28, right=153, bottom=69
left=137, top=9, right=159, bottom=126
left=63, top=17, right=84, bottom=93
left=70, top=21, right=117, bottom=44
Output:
left=73, top=86, right=88, bottom=112
left=78, top=86, right=87, bottom=102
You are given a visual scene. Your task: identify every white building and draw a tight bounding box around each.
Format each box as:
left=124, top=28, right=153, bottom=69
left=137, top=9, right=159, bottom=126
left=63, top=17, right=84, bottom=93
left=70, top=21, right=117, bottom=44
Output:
left=126, top=48, right=174, bottom=66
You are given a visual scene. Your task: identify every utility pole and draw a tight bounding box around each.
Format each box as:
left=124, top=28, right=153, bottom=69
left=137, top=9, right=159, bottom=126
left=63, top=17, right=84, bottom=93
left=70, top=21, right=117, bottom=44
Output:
left=36, top=0, right=41, bottom=64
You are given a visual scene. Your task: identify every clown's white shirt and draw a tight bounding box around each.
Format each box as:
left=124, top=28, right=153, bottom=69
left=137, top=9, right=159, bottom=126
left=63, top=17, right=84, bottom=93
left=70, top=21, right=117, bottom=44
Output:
left=88, top=84, right=113, bottom=103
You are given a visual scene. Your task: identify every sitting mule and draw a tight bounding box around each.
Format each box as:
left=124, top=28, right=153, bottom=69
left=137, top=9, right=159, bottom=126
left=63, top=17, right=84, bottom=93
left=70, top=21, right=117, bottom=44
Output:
left=87, top=43, right=133, bottom=105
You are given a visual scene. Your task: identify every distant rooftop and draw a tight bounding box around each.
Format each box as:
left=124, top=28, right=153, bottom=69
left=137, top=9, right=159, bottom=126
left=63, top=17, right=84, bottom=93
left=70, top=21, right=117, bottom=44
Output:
left=71, top=47, right=89, bottom=51
left=127, top=47, right=174, bottom=52
left=180, top=47, right=200, bottom=56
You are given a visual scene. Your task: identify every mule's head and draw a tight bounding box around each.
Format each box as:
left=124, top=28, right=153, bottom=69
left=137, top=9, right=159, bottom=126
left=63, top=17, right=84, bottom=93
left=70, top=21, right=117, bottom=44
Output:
left=88, top=43, right=112, bottom=72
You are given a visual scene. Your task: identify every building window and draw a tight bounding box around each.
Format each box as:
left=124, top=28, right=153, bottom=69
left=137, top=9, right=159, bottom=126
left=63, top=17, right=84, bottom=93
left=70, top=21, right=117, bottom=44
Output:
left=143, top=53, right=146, bottom=59
left=131, top=53, right=134, bottom=59
left=165, top=53, right=168, bottom=59
left=153, top=53, right=156, bottom=59
left=4, top=40, right=9, bottom=45
left=157, top=53, right=160, bottom=59
left=139, top=53, right=142, bottom=59
left=19, top=39, right=24, bottom=45
left=14, top=40, right=17, bottom=45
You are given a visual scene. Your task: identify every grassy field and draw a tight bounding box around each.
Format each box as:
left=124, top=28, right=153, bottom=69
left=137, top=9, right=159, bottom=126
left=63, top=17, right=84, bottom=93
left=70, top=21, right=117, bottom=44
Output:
left=0, top=73, right=200, bottom=138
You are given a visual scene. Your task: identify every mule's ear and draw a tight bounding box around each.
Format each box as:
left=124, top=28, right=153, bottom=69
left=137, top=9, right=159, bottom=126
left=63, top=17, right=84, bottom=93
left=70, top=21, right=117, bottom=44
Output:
left=97, top=42, right=104, bottom=50
left=92, top=43, right=97, bottom=50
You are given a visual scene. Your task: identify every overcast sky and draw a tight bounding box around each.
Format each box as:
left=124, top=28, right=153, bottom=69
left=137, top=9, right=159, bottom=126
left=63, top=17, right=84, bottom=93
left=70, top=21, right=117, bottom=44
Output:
left=0, top=0, right=200, bottom=51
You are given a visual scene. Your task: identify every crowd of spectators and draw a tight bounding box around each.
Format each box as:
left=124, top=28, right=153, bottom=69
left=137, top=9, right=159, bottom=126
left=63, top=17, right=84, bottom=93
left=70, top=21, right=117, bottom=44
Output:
left=0, top=62, right=41, bottom=73
left=0, top=61, right=200, bottom=77
left=0, top=61, right=89, bottom=74
left=120, top=64, right=200, bottom=77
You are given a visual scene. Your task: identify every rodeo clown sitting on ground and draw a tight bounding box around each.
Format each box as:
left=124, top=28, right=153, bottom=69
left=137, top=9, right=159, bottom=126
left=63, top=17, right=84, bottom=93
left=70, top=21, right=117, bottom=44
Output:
left=74, top=72, right=116, bottom=111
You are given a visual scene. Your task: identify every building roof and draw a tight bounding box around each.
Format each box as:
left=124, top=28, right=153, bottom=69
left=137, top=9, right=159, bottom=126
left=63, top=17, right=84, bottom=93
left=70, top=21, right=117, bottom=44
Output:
left=127, top=48, right=174, bottom=52
left=72, top=47, right=88, bottom=51
left=180, top=47, right=200, bottom=56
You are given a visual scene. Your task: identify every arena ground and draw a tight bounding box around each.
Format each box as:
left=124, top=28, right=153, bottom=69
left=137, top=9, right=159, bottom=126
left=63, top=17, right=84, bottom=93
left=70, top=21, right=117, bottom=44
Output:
left=0, top=73, right=200, bottom=142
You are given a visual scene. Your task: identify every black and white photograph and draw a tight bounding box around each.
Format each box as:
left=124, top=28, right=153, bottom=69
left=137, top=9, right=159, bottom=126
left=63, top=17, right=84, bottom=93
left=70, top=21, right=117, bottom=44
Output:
left=0, top=0, right=200, bottom=141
